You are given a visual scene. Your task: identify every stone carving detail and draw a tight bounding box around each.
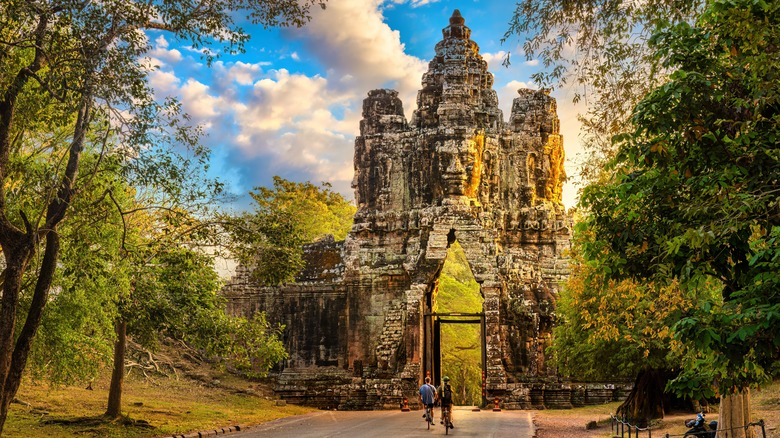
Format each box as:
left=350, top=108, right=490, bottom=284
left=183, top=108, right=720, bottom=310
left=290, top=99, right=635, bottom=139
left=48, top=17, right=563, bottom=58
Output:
left=222, top=10, right=576, bottom=410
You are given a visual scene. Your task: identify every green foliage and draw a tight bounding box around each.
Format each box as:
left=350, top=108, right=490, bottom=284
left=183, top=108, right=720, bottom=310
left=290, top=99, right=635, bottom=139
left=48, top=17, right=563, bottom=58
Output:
left=210, top=313, right=288, bottom=378
left=23, top=154, right=131, bottom=385
left=127, top=245, right=287, bottom=378
left=224, top=176, right=355, bottom=285
left=127, top=248, right=223, bottom=350
left=436, top=242, right=483, bottom=406
left=1, top=0, right=325, bottom=430
left=548, top=225, right=713, bottom=382
left=250, top=176, right=355, bottom=242
left=504, top=0, right=705, bottom=182
left=581, top=0, right=780, bottom=395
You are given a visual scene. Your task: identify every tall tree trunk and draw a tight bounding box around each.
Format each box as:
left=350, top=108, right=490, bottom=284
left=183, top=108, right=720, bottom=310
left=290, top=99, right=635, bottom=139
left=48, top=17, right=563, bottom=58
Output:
left=0, top=232, right=59, bottom=433
left=0, top=250, right=30, bottom=434
left=106, top=318, right=127, bottom=418
left=717, top=389, right=753, bottom=438
left=615, top=368, right=666, bottom=426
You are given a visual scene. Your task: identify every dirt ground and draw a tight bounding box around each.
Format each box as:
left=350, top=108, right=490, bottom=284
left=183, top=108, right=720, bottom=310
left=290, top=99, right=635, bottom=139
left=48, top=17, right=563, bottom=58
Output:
left=532, top=409, right=696, bottom=438
left=532, top=406, right=780, bottom=438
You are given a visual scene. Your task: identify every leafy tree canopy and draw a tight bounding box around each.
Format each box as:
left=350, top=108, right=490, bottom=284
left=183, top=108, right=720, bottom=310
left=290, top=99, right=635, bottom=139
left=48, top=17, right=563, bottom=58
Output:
left=580, top=0, right=780, bottom=395
left=224, top=176, right=355, bottom=285
left=504, top=0, right=704, bottom=181
left=0, top=0, right=325, bottom=431
left=549, top=225, right=707, bottom=382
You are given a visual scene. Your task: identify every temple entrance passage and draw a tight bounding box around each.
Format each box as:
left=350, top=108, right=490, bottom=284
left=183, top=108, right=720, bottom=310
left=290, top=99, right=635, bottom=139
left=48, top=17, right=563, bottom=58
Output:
left=427, top=312, right=487, bottom=406
left=423, top=239, right=486, bottom=405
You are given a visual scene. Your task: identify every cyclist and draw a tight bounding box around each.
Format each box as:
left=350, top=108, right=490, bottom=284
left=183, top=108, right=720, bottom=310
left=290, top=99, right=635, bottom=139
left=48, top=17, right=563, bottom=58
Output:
left=419, top=376, right=437, bottom=425
left=438, top=375, right=454, bottom=428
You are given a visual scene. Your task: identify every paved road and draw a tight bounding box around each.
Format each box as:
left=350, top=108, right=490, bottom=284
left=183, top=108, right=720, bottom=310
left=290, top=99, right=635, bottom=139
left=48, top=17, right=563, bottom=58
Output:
left=235, top=406, right=535, bottom=437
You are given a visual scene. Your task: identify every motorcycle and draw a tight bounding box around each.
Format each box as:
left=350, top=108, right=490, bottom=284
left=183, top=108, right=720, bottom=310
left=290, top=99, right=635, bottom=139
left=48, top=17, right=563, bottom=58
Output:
left=684, top=412, right=718, bottom=438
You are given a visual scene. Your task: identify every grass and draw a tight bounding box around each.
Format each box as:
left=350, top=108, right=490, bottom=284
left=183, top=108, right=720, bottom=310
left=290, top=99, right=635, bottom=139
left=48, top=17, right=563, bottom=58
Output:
left=6, top=369, right=313, bottom=438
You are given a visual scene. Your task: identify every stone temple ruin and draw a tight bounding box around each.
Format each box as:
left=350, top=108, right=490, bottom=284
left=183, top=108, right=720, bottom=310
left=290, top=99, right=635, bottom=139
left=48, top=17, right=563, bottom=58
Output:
left=223, top=10, right=626, bottom=409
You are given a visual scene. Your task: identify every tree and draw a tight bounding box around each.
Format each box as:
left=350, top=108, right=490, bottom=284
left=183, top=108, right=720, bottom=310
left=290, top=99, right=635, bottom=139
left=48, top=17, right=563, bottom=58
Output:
left=580, top=0, right=779, bottom=434
left=504, top=0, right=705, bottom=181
left=250, top=176, right=355, bottom=243
left=0, top=0, right=324, bottom=432
left=104, top=244, right=287, bottom=418
left=549, top=224, right=720, bottom=421
left=24, top=154, right=130, bottom=388
left=224, top=176, right=355, bottom=285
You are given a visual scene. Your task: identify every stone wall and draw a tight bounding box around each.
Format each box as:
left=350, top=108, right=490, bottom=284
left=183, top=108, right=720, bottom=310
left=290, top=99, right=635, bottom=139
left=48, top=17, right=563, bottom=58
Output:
left=221, top=10, right=579, bottom=410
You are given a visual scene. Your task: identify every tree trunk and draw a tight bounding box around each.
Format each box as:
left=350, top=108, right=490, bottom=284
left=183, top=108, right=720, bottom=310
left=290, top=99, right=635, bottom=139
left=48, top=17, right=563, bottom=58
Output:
left=105, top=318, right=127, bottom=419
left=0, top=232, right=60, bottom=433
left=717, top=389, right=753, bottom=438
left=0, top=250, right=30, bottom=434
left=615, top=368, right=666, bottom=426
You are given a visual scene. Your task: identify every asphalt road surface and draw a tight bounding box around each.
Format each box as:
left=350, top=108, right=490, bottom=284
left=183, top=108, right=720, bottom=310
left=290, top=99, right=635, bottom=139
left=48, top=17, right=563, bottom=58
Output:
left=235, top=406, right=535, bottom=437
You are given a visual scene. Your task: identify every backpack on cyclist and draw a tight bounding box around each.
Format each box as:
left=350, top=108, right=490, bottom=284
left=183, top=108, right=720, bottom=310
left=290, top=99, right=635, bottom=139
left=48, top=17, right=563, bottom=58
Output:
left=441, top=383, right=453, bottom=405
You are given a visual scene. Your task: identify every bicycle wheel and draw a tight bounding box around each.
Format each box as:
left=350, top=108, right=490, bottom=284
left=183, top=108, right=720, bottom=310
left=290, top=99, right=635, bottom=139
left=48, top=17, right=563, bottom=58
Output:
left=444, top=407, right=450, bottom=435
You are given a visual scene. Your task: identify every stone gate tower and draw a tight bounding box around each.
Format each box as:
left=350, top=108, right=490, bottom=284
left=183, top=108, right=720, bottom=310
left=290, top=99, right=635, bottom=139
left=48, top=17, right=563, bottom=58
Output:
left=223, top=10, right=576, bottom=409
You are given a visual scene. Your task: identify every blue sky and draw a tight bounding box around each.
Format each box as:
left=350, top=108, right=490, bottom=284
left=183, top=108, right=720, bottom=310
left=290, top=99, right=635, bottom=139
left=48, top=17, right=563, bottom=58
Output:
left=144, top=0, right=585, bottom=211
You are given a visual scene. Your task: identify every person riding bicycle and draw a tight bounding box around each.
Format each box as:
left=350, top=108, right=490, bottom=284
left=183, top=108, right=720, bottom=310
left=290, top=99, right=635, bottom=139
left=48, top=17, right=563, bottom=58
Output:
left=438, top=376, right=454, bottom=428
left=419, top=376, right=437, bottom=425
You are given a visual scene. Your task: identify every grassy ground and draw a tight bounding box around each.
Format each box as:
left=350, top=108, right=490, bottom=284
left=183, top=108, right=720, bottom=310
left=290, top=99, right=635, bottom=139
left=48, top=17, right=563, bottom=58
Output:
left=6, top=369, right=313, bottom=438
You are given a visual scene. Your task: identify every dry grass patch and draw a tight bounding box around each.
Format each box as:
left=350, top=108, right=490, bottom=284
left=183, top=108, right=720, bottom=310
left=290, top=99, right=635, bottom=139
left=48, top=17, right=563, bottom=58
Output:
left=6, top=370, right=312, bottom=438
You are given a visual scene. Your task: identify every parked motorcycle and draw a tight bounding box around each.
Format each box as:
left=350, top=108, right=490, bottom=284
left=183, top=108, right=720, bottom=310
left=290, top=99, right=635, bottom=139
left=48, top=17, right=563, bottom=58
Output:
left=684, top=412, right=718, bottom=437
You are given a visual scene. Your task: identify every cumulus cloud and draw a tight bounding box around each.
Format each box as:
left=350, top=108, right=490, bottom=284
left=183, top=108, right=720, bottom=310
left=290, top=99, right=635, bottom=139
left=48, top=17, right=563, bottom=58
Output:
left=481, top=50, right=508, bottom=71
left=387, top=0, right=440, bottom=8
left=289, top=0, right=428, bottom=115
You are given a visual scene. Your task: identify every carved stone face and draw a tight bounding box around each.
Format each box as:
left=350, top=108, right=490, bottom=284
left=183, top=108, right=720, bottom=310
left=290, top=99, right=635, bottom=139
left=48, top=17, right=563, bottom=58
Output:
left=439, top=136, right=483, bottom=199
left=440, top=140, right=467, bottom=197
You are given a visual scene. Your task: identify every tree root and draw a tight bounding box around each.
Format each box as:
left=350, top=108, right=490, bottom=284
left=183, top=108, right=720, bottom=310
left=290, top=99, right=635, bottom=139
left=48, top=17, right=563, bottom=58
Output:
left=41, top=414, right=154, bottom=429
left=125, top=339, right=180, bottom=379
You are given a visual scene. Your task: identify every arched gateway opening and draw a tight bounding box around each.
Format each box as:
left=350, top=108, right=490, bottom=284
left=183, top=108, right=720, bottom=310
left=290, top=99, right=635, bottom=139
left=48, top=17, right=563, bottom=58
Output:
left=424, top=233, right=486, bottom=406
left=222, top=10, right=579, bottom=410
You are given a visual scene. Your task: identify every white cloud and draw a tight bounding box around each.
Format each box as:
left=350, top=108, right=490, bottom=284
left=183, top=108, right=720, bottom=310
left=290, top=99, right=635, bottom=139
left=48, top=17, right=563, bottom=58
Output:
left=147, top=0, right=552, bottom=203
left=524, top=59, right=540, bottom=67
left=389, top=0, right=440, bottom=6
left=224, top=61, right=266, bottom=86
left=180, top=79, right=223, bottom=119
left=148, top=69, right=181, bottom=96
left=238, top=69, right=335, bottom=132
left=482, top=50, right=508, bottom=71
left=291, top=0, right=427, bottom=115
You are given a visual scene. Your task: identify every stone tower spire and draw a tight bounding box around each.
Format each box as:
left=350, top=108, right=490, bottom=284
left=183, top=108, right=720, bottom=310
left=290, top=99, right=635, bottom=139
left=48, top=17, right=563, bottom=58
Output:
left=223, top=13, right=575, bottom=412
left=411, top=10, right=503, bottom=129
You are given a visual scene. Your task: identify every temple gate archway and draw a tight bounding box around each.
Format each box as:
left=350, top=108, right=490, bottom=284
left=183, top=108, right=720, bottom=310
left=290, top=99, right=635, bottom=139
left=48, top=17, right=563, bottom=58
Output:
left=222, top=10, right=576, bottom=410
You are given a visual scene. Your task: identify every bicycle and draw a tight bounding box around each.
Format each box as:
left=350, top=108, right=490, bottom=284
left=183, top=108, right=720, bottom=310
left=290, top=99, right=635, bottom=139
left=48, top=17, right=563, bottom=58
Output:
left=424, top=405, right=434, bottom=429
left=442, top=405, right=453, bottom=434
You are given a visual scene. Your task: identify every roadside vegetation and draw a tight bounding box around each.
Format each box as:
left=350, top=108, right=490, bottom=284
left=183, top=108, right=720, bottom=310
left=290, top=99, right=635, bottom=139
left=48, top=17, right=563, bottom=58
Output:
left=507, top=0, right=780, bottom=432
left=5, top=349, right=313, bottom=438
left=534, top=379, right=780, bottom=438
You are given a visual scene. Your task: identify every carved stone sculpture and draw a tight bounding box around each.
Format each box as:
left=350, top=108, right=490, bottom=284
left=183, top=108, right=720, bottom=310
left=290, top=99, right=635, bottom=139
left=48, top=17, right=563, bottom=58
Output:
left=221, top=10, right=615, bottom=410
